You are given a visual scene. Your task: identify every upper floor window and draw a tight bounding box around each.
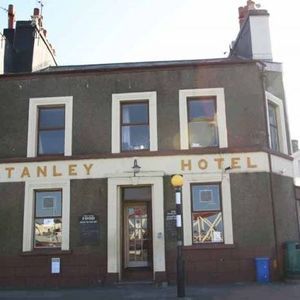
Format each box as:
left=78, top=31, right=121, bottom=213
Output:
left=265, top=92, right=288, bottom=154
left=191, top=183, right=223, bottom=244
left=179, top=88, right=227, bottom=150
left=268, top=102, right=280, bottom=152
left=121, top=102, right=149, bottom=151
left=34, top=190, right=62, bottom=248
left=38, top=107, right=65, bottom=155
left=27, top=97, right=73, bottom=157
left=187, top=97, right=218, bottom=148
left=112, top=91, right=157, bottom=153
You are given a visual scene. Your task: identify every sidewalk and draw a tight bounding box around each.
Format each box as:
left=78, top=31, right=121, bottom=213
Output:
left=0, top=282, right=300, bottom=300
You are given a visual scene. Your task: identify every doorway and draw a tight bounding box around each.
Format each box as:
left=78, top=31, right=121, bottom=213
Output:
left=122, top=186, right=152, bottom=280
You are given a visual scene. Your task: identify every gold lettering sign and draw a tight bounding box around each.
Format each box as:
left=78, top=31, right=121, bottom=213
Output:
left=69, top=164, right=77, bottom=176
left=214, top=158, right=224, bottom=169
left=247, top=157, right=257, bottom=168
left=37, top=166, right=47, bottom=177
left=231, top=157, right=241, bottom=169
left=181, top=160, right=191, bottom=171
left=53, top=165, right=62, bottom=177
left=21, top=167, right=31, bottom=178
left=83, top=164, right=93, bottom=175
left=198, top=159, right=208, bottom=170
left=5, top=167, right=15, bottom=178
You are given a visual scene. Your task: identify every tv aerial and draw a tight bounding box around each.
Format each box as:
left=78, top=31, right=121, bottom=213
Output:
left=37, top=0, right=45, bottom=16
left=0, top=7, right=8, bottom=13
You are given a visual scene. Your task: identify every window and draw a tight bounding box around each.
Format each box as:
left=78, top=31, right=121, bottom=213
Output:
left=266, top=92, right=288, bottom=154
left=112, top=92, right=157, bottom=153
left=121, top=102, right=149, bottom=151
left=191, top=183, right=223, bottom=243
left=27, top=97, right=73, bottom=157
left=179, top=88, right=227, bottom=150
left=181, top=173, right=233, bottom=246
left=23, top=180, right=70, bottom=252
left=268, top=102, right=279, bottom=152
left=38, top=107, right=65, bottom=155
left=187, top=97, right=218, bottom=148
left=34, top=190, right=62, bottom=248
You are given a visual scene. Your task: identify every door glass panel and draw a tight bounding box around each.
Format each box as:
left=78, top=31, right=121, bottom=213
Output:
left=126, top=204, right=150, bottom=267
left=123, top=187, right=151, bottom=201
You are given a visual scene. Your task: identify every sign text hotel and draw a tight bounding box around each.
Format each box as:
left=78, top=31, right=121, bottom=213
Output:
left=0, top=153, right=267, bottom=183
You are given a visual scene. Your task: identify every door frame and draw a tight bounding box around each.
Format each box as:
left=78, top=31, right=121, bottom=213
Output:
left=107, top=174, right=165, bottom=281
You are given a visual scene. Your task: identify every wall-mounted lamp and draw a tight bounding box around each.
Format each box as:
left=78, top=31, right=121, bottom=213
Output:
left=132, top=159, right=141, bottom=176
left=224, top=166, right=231, bottom=172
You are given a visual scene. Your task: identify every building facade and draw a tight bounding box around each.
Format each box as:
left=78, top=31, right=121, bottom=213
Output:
left=0, top=2, right=299, bottom=287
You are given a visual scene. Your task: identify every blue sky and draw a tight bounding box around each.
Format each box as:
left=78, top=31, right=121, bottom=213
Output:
left=1, top=0, right=300, bottom=142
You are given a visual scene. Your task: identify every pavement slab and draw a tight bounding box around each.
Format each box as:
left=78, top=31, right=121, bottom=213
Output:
left=0, top=282, right=300, bottom=300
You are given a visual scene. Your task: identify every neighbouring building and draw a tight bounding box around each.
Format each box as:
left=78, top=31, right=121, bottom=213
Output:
left=0, top=1, right=299, bottom=288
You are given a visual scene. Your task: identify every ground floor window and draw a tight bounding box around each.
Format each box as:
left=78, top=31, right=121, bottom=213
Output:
left=191, top=183, right=223, bottom=243
left=23, top=180, right=70, bottom=252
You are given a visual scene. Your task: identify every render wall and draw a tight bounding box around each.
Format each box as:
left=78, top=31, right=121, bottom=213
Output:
left=0, top=179, right=107, bottom=287
left=0, top=63, right=268, bottom=159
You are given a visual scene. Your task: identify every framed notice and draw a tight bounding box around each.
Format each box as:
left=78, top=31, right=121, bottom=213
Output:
left=79, top=214, right=100, bottom=245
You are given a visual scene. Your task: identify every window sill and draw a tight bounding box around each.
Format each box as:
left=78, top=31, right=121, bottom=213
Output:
left=20, top=249, right=72, bottom=256
left=183, top=243, right=235, bottom=250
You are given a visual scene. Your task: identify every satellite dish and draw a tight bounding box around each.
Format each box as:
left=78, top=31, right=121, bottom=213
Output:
left=255, top=3, right=261, bottom=8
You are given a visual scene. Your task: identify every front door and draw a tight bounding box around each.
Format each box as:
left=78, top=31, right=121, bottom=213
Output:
left=124, top=202, right=152, bottom=268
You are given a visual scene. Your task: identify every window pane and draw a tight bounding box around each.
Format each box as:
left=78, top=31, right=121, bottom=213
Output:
left=189, top=122, right=218, bottom=147
left=34, top=218, right=62, bottom=248
left=268, top=104, right=277, bottom=126
left=123, top=187, right=151, bottom=201
left=35, top=190, right=62, bottom=217
left=192, top=184, right=221, bottom=211
left=38, top=130, right=65, bottom=155
left=188, top=99, right=215, bottom=121
left=122, top=125, right=150, bottom=151
left=122, top=103, right=148, bottom=124
left=39, top=107, right=65, bottom=129
left=192, top=212, right=223, bottom=243
left=270, top=126, right=280, bottom=151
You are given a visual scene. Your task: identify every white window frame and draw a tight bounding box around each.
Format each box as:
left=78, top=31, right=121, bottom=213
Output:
left=182, top=173, right=233, bottom=246
left=111, top=91, right=158, bottom=153
left=23, top=179, right=70, bottom=252
left=27, top=96, right=73, bottom=157
left=179, top=88, right=228, bottom=149
left=265, top=91, right=288, bottom=155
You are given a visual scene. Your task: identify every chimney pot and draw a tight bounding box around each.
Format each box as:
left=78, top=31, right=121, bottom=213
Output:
left=34, top=8, right=40, bottom=16
left=8, top=4, right=15, bottom=29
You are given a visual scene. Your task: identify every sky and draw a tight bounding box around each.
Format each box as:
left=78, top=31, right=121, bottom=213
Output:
left=0, top=0, right=300, bottom=143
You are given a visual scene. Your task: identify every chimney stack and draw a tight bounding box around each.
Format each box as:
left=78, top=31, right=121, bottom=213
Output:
left=8, top=4, right=15, bottom=29
left=238, top=0, right=256, bottom=28
left=231, top=1, right=272, bottom=61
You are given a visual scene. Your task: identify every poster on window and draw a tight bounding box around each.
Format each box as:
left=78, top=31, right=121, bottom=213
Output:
left=212, top=231, right=222, bottom=242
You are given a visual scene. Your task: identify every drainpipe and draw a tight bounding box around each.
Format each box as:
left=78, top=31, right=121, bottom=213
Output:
left=259, top=63, right=280, bottom=276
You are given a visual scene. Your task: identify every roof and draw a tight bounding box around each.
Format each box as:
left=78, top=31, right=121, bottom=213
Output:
left=38, top=57, right=259, bottom=74
left=0, top=56, right=262, bottom=78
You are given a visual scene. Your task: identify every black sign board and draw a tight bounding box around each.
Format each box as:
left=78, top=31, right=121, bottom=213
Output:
left=165, top=209, right=177, bottom=239
left=79, top=214, right=100, bottom=245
